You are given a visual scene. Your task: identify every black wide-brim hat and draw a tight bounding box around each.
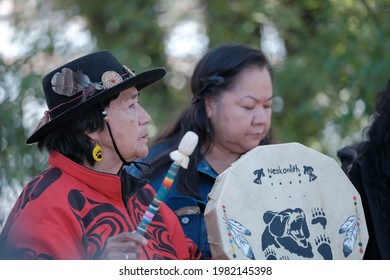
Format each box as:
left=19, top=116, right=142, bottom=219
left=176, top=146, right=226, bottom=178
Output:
left=26, top=50, right=166, bottom=144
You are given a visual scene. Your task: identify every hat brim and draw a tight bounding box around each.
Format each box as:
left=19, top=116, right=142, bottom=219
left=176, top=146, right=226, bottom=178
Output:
left=26, top=67, right=166, bottom=144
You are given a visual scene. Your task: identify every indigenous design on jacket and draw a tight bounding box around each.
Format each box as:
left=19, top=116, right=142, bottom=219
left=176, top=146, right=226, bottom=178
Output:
left=0, top=152, right=201, bottom=260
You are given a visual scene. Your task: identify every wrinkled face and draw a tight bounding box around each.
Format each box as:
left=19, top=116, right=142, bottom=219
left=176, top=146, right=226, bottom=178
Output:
left=205, top=67, right=273, bottom=155
left=98, top=87, right=151, bottom=164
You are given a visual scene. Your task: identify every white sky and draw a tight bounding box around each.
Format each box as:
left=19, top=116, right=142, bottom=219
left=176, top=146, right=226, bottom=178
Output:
left=0, top=0, right=22, bottom=58
left=0, top=23, right=22, bottom=58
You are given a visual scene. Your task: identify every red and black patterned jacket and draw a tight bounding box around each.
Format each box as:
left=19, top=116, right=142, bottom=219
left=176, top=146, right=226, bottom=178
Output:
left=0, top=151, right=201, bottom=260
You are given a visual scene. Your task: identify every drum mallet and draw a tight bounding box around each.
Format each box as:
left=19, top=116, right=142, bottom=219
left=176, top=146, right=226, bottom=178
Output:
left=136, top=131, right=199, bottom=236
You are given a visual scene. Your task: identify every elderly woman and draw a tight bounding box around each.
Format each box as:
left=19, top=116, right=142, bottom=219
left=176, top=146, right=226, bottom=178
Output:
left=0, top=50, right=201, bottom=260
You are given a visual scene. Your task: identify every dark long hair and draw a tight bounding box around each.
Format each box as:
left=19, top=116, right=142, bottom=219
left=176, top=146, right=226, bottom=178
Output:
left=359, top=78, right=390, bottom=183
left=37, top=96, right=117, bottom=166
left=146, top=43, right=273, bottom=198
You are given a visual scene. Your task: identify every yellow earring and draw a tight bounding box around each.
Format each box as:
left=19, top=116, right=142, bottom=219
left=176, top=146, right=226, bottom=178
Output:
left=92, top=144, right=103, bottom=162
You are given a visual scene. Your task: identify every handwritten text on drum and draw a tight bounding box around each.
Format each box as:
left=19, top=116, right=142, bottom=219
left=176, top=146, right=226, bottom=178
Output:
left=253, top=164, right=317, bottom=185
left=267, top=164, right=300, bottom=175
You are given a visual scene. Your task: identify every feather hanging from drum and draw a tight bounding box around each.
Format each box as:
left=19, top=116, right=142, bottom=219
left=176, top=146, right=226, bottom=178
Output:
left=51, top=68, right=95, bottom=97
left=225, top=218, right=255, bottom=260
left=221, top=204, right=255, bottom=259
left=339, top=215, right=360, bottom=257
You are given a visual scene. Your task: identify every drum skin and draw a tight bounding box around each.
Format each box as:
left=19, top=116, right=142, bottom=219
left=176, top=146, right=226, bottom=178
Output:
left=205, top=143, right=368, bottom=260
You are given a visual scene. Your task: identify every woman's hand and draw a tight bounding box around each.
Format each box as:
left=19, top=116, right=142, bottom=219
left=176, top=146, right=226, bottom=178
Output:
left=102, top=231, right=148, bottom=260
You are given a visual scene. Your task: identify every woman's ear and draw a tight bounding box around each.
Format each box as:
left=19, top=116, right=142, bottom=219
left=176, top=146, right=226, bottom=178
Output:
left=204, top=96, right=215, bottom=119
left=87, top=130, right=100, bottom=145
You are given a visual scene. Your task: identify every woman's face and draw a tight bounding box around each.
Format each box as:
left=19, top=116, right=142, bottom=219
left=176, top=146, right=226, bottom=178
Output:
left=98, top=87, right=151, bottom=164
left=205, top=66, right=273, bottom=155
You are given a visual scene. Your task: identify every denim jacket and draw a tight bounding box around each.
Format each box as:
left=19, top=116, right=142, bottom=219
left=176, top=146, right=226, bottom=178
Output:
left=126, top=143, right=217, bottom=259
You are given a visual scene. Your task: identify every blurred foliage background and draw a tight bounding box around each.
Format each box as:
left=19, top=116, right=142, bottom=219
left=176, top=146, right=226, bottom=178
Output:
left=1, top=0, right=389, bottom=229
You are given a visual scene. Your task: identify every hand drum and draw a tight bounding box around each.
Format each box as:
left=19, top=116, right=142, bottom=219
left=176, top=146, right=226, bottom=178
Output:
left=205, top=143, right=368, bottom=260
